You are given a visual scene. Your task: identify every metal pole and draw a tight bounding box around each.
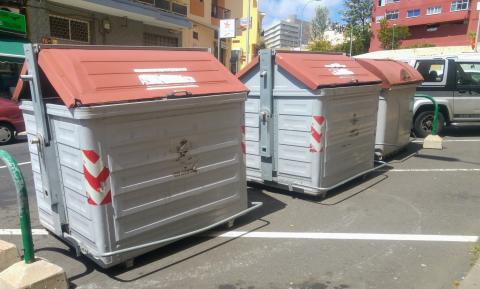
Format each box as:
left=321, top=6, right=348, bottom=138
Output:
left=245, top=0, right=251, bottom=64
left=0, top=150, right=35, bottom=263
left=218, top=37, right=221, bottom=61
left=392, top=24, right=396, bottom=50
left=349, top=26, right=353, bottom=57
left=475, top=11, right=480, bottom=52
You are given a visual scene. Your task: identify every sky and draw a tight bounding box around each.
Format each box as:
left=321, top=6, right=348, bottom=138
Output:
left=259, top=0, right=345, bottom=29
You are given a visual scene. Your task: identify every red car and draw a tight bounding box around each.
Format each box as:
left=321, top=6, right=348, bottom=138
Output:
left=0, top=98, right=25, bottom=145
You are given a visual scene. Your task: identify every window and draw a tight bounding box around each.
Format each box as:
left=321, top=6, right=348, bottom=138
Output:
left=49, top=15, right=89, bottom=42
left=385, top=10, right=399, bottom=20
left=143, top=33, right=179, bottom=47
left=415, top=60, right=446, bottom=83
left=456, top=63, right=480, bottom=86
left=451, top=0, right=469, bottom=11
left=426, top=6, right=442, bottom=15
left=193, top=31, right=199, bottom=40
left=407, top=9, right=420, bottom=18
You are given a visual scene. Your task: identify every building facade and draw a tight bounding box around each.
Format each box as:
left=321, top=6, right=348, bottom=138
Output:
left=229, top=0, right=263, bottom=73
left=264, top=20, right=300, bottom=49
left=26, top=0, right=192, bottom=46
left=370, top=0, right=479, bottom=51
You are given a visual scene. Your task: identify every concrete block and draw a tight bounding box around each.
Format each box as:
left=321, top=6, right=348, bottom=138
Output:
left=423, top=134, right=443, bottom=150
left=0, top=259, right=68, bottom=289
left=0, top=240, right=20, bottom=272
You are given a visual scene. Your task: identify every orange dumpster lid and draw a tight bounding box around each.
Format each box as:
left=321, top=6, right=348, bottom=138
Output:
left=236, top=51, right=381, bottom=90
left=17, top=47, right=248, bottom=108
left=356, top=58, right=424, bottom=89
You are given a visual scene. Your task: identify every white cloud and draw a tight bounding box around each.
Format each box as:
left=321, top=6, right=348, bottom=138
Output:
left=259, top=0, right=343, bottom=28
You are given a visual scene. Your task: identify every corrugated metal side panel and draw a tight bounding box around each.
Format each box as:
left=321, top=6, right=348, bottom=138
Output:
left=321, top=86, right=379, bottom=187
left=245, top=96, right=262, bottom=179
left=277, top=99, right=314, bottom=180
left=22, top=111, right=56, bottom=232
left=50, top=116, right=96, bottom=245
left=376, top=85, right=415, bottom=156
left=96, top=98, right=247, bottom=244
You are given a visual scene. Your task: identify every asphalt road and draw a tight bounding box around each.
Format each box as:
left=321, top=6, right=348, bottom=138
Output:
left=1, top=126, right=480, bottom=289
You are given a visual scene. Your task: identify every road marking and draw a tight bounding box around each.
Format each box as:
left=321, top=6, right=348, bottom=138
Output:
left=0, top=161, right=31, bottom=169
left=212, top=231, right=479, bottom=243
left=413, top=139, right=480, bottom=143
left=384, top=168, right=480, bottom=172
left=0, top=229, right=48, bottom=236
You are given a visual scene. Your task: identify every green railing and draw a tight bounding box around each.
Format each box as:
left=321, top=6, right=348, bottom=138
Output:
left=0, top=150, right=35, bottom=263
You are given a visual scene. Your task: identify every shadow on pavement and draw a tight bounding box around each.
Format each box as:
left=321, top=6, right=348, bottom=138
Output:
left=441, top=124, right=480, bottom=138
left=90, top=188, right=286, bottom=283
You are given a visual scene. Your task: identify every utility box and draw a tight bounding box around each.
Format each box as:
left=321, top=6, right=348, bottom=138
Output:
left=357, top=59, right=424, bottom=158
left=237, top=50, right=382, bottom=197
left=16, top=44, right=260, bottom=268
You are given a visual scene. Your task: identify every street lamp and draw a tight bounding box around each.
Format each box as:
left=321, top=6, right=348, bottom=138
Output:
left=300, top=0, right=321, bottom=50
left=392, top=23, right=397, bottom=50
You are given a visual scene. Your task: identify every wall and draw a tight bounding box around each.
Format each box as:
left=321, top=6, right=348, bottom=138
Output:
left=26, top=0, right=182, bottom=46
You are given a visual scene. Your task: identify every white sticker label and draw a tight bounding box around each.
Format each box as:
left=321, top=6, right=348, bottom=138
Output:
left=325, top=63, right=354, bottom=76
left=138, top=74, right=196, bottom=86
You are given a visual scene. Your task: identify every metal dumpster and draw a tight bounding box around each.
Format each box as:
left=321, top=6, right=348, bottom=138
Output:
left=16, top=44, right=260, bottom=268
left=356, top=58, right=424, bottom=158
left=236, top=50, right=383, bottom=197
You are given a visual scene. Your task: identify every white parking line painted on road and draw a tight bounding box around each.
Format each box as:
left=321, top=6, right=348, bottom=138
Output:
left=0, top=161, right=31, bottom=169
left=0, top=229, right=48, bottom=236
left=384, top=168, right=480, bottom=172
left=213, top=231, right=479, bottom=243
left=413, top=139, right=480, bottom=143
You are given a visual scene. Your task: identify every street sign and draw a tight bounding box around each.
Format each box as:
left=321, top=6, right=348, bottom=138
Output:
left=0, top=10, right=26, bottom=34
left=219, top=19, right=236, bottom=39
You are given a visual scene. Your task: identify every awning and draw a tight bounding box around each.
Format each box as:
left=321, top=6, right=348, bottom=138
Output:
left=0, top=37, right=29, bottom=63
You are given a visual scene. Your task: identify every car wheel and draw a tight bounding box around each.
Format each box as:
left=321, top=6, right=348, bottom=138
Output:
left=0, top=123, right=15, bottom=145
left=413, top=111, right=445, bottom=138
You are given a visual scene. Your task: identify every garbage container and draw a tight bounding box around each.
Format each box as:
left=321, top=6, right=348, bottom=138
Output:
left=356, top=58, right=424, bottom=158
left=16, top=44, right=260, bottom=268
left=237, top=50, right=383, bottom=197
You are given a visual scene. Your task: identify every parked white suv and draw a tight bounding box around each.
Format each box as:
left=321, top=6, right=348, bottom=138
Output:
left=408, top=54, right=480, bottom=137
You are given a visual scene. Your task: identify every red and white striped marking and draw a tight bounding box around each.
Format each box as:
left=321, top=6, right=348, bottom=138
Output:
left=241, top=125, right=246, bottom=163
left=82, top=150, right=112, bottom=206
left=309, top=115, right=325, bottom=153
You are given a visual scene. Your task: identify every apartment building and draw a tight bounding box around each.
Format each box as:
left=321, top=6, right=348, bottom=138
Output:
left=229, top=0, right=263, bottom=73
left=25, top=0, right=192, bottom=46
left=264, top=20, right=300, bottom=49
left=371, top=0, right=479, bottom=51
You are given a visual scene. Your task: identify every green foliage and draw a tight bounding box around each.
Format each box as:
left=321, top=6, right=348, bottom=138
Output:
left=402, top=43, right=436, bottom=49
left=340, top=0, right=373, bottom=54
left=308, top=39, right=334, bottom=52
left=377, top=19, right=410, bottom=49
left=311, top=6, right=329, bottom=41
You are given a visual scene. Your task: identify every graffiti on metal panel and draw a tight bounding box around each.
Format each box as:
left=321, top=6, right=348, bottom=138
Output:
left=174, top=139, right=198, bottom=177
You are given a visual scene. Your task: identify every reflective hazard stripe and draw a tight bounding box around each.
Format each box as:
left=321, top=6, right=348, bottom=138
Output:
left=82, top=150, right=112, bottom=206
left=310, top=116, right=325, bottom=153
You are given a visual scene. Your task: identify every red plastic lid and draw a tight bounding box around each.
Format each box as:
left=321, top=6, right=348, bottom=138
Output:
left=356, top=58, right=424, bottom=89
left=236, top=52, right=381, bottom=89
left=16, top=48, right=247, bottom=108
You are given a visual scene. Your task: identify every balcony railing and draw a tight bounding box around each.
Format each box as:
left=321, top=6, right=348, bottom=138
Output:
left=135, top=0, right=188, bottom=17
left=211, top=5, right=231, bottom=19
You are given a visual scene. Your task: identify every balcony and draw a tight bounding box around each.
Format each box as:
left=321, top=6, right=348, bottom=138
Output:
left=136, top=0, right=188, bottom=16
left=211, top=5, right=231, bottom=19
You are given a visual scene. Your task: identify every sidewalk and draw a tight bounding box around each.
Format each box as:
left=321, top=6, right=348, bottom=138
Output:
left=459, top=261, right=480, bottom=288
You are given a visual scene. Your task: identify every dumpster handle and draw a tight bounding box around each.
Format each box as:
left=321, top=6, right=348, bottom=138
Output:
left=77, top=201, right=263, bottom=258
left=291, top=161, right=388, bottom=194
left=0, top=150, right=35, bottom=264
left=415, top=93, right=439, bottom=135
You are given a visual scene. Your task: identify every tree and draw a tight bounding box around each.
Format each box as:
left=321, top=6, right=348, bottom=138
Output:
left=308, top=39, right=333, bottom=52
left=341, top=0, right=373, bottom=53
left=377, top=19, right=410, bottom=49
left=311, top=6, right=329, bottom=41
